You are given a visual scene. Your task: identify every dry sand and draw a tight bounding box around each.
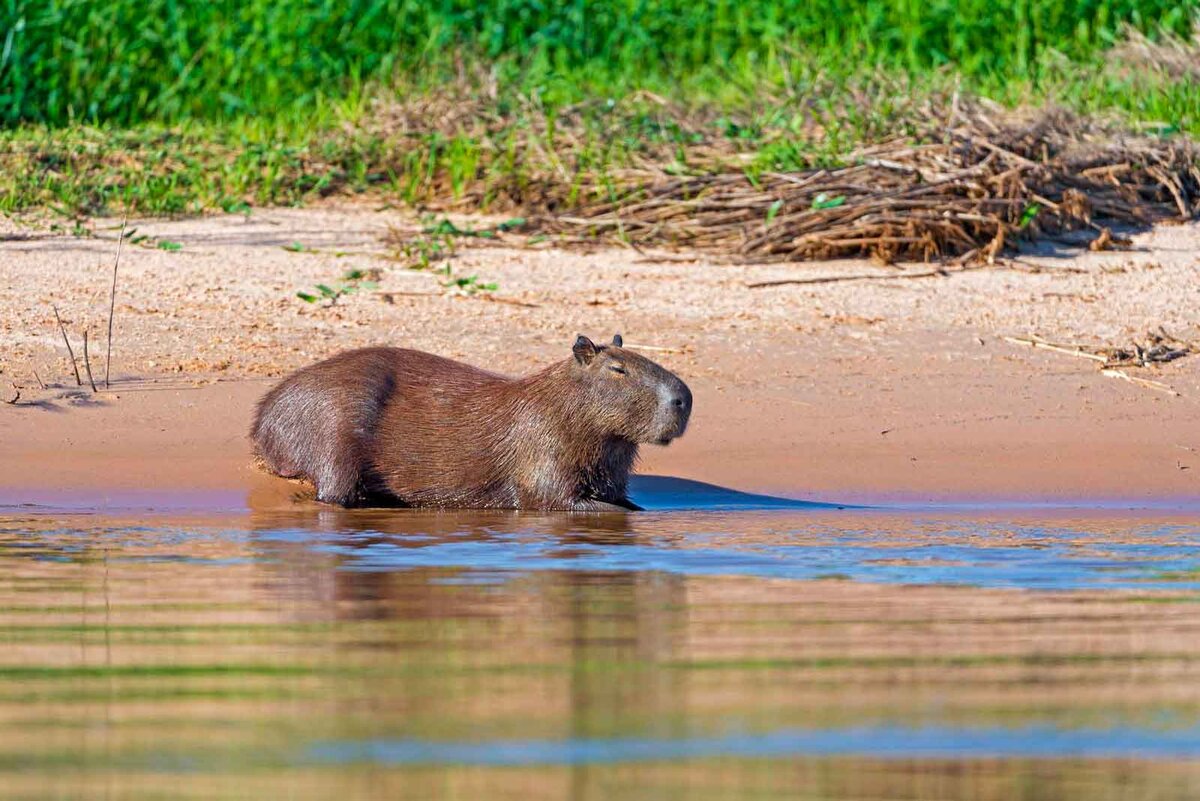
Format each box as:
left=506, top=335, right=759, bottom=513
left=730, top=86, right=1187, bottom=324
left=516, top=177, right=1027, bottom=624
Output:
left=1, top=204, right=1198, bottom=506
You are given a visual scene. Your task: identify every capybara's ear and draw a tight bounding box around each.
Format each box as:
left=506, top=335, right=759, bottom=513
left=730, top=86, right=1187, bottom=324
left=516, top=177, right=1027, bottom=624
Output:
left=573, top=335, right=599, bottom=364
left=611, top=333, right=623, bottom=348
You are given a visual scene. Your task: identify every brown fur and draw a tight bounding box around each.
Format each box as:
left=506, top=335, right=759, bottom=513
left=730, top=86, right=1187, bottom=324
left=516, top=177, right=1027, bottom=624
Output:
left=250, top=335, right=692, bottom=511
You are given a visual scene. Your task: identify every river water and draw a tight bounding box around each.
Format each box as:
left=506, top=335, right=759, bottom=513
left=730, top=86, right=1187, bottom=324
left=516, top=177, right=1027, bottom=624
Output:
left=3, top=480, right=1200, bottom=799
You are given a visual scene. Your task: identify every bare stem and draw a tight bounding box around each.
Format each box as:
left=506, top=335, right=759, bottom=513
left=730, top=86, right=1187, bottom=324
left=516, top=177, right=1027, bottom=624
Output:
left=82, top=330, right=98, bottom=393
left=52, top=304, right=82, bottom=387
left=105, top=213, right=128, bottom=389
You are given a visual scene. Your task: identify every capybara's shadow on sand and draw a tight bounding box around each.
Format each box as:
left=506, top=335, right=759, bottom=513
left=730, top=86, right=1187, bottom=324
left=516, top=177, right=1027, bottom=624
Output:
left=629, top=475, right=846, bottom=511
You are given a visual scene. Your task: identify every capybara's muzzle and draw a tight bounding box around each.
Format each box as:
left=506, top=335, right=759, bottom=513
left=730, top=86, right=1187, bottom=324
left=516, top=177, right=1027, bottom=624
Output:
left=655, top=380, right=692, bottom=444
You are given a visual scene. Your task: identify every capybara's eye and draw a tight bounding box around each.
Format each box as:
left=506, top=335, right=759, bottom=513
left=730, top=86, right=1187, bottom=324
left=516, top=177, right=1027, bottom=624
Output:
left=608, top=364, right=627, bottom=375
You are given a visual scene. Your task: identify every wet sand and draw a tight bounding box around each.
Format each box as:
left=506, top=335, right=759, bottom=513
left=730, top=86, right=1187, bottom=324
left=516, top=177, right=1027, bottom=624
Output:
left=2, top=206, right=1199, bottom=506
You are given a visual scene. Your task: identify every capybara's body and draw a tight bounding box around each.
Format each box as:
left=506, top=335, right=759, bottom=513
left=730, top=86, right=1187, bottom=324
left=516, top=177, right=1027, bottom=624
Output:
left=250, top=336, right=692, bottom=510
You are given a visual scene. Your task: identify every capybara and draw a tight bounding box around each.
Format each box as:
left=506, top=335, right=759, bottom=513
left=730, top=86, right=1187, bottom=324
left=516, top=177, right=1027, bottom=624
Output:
left=250, top=335, right=692, bottom=511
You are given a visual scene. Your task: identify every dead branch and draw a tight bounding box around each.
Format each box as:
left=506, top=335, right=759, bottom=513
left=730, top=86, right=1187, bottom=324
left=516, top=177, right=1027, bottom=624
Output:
left=748, top=268, right=947, bottom=288
left=479, top=295, right=541, bottom=308
left=1003, top=336, right=1109, bottom=363
left=1007, top=331, right=1189, bottom=396
left=1101, top=368, right=1181, bottom=396
left=534, top=104, right=1197, bottom=266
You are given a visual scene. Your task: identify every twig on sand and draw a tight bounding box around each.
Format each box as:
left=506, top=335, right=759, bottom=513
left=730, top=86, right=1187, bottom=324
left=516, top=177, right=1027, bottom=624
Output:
left=1100, top=368, right=1180, bottom=396
left=479, top=294, right=541, bottom=309
left=624, top=343, right=684, bottom=353
left=376, top=290, right=443, bottom=303
left=748, top=268, right=947, bottom=288
left=105, top=213, right=128, bottom=388
left=1006, top=334, right=1183, bottom=396
left=32, top=370, right=46, bottom=390
left=82, top=330, right=98, bottom=393
left=1002, top=336, right=1108, bottom=362
left=1007, top=332, right=1191, bottom=367
left=633, top=253, right=704, bottom=264
left=1001, top=257, right=1088, bottom=274
left=375, top=289, right=539, bottom=308
left=52, top=305, right=82, bottom=387
left=1157, top=325, right=1197, bottom=350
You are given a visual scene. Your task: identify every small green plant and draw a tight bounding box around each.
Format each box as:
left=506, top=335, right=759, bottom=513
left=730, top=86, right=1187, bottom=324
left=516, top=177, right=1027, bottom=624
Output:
left=396, top=215, right=521, bottom=272
left=425, top=218, right=481, bottom=238
left=156, top=239, right=182, bottom=251
left=422, top=215, right=526, bottom=240
left=282, top=241, right=308, bottom=253
left=444, top=275, right=498, bottom=295
left=765, top=198, right=784, bottom=225
left=810, top=193, right=846, bottom=210
left=399, top=231, right=455, bottom=270
left=297, top=269, right=378, bottom=306
left=394, top=219, right=507, bottom=296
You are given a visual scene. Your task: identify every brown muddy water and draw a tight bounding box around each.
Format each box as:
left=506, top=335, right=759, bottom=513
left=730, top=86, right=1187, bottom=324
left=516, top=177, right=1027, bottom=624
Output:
left=3, top=479, right=1200, bottom=799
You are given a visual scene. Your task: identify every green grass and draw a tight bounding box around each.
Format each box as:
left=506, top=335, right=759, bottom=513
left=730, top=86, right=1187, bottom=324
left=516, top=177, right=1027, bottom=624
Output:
left=2, top=2, right=1199, bottom=216
left=4, top=0, right=1199, bottom=126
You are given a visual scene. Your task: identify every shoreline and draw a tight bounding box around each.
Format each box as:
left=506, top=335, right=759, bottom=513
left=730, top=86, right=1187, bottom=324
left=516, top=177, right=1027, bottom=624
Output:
left=5, top=493, right=1200, bottom=516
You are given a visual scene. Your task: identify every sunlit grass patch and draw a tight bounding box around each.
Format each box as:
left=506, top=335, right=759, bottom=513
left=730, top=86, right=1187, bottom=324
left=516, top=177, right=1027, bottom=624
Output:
left=2, top=19, right=1199, bottom=220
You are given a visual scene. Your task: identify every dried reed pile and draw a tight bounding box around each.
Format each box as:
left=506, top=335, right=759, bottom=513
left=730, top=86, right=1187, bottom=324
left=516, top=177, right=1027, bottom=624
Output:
left=540, top=106, right=1200, bottom=264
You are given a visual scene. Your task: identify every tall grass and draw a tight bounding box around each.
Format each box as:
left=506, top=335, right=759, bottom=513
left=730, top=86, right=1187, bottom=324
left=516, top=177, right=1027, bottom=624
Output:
left=3, top=2, right=1199, bottom=217
left=3, top=0, right=1198, bottom=126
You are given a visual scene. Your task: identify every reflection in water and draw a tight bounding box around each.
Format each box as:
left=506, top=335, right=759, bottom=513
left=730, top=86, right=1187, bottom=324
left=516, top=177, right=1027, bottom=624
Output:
left=1, top=507, right=1200, bottom=799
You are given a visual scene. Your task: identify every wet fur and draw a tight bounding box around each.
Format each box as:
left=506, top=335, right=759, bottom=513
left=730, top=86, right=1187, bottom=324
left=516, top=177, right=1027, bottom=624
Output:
left=250, top=343, right=691, bottom=510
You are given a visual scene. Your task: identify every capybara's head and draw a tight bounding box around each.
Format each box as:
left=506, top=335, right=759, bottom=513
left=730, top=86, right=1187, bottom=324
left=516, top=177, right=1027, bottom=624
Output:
left=569, top=333, right=692, bottom=445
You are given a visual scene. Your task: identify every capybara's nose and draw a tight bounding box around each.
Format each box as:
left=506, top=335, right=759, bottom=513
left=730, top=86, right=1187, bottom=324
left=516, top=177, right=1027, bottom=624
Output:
left=671, top=384, right=693, bottom=413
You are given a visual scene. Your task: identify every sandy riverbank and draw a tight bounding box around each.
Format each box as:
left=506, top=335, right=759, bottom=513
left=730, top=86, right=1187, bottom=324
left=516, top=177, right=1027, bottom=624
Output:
left=2, top=206, right=1198, bottom=506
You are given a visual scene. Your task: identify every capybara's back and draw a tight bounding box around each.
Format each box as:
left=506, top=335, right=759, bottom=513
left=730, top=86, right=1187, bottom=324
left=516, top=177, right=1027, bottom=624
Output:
left=251, top=347, right=496, bottom=505
left=250, top=338, right=692, bottom=511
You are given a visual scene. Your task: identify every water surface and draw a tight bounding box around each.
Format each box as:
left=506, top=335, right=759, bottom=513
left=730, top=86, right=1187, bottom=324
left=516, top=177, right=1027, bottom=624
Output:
left=3, top=491, right=1200, bottom=799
